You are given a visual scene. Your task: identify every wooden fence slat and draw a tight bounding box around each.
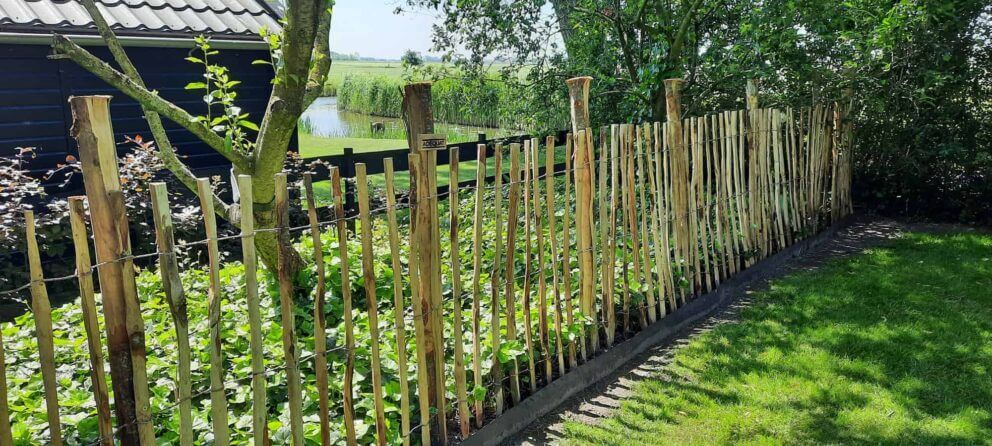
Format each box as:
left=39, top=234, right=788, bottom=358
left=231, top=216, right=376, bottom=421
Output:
left=383, top=159, right=413, bottom=443
left=303, top=173, right=332, bottom=446
left=330, top=167, right=358, bottom=445
left=643, top=124, right=669, bottom=318
left=733, top=111, right=751, bottom=267
left=607, top=125, right=620, bottom=338
left=468, top=146, right=487, bottom=426
left=521, top=141, right=537, bottom=394
left=235, top=175, right=267, bottom=446
left=636, top=125, right=658, bottom=323
left=24, top=210, right=62, bottom=446
left=561, top=135, right=578, bottom=366
left=0, top=321, right=11, bottom=446
left=274, top=173, right=305, bottom=446
left=598, top=127, right=614, bottom=345
left=355, top=164, right=389, bottom=445
left=408, top=154, right=434, bottom=445
left=585, top=130, right=599, bottom=353
left=504, top=142, right=523, bottom=405
left=195, top=179, right=231, bottom=446
left=489, top=144, right=506, bottom=416
left=147, top=186, right=193, bottom=446
left=655, top=122, right=678, bottom=309
left=447, top=149, right=471, bottom=439
left=544, top=136, right=567, bottom=374
left=532, top=138, right=552, bottom=383
left=68, top=198, right=114, bottom=446
left=618, top=126, right=632, bottom=332
left=719, top=112, right=739, bottom=276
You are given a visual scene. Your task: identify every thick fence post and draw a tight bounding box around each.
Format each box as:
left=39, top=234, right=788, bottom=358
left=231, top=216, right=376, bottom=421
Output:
left=69, top=95, right=154, bottom=446
left=402, top=81, right=448, bottom=445
left=566, top=76, right=593, bottom=136
left=664, top=79, right=692, bottom=300
left=567, top=76, right=595, bottom=355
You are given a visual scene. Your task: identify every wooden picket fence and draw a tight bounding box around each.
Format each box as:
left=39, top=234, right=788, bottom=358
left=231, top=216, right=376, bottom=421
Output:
left=0, top=81, right=854, bottom=446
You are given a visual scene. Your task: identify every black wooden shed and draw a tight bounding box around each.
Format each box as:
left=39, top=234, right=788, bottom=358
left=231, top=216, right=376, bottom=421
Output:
left=0, top=0, right=282, bottom=185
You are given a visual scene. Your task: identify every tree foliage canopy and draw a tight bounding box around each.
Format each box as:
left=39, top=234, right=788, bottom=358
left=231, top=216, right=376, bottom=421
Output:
left=405, top=0, right=992, bottom=222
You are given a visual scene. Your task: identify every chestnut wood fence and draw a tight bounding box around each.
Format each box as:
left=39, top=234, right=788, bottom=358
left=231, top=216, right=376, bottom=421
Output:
left=0, top=79, right=853, bottom=446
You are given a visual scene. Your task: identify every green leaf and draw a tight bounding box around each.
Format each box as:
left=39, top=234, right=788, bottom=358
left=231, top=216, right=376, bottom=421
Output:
left=184, top=82, right=208, bottom=90
left=238, top=120, right=260, bottom=131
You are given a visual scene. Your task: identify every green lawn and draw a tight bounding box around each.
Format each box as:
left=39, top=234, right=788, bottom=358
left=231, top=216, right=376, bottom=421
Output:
left=562, top=232, right=992, bottom=445
left=307, top=144, right=568, bottom=205
left=298, top=132, right=407, bottom=157
left=326, top=60, right=409, bottom=85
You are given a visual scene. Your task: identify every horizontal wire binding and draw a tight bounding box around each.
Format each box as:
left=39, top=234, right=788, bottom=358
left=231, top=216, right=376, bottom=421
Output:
left=0, top=156, right=833, bottom=300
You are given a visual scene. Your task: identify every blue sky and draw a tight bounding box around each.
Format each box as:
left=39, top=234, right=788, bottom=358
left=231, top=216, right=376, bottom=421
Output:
left=329, top=0, right=439, bottom=60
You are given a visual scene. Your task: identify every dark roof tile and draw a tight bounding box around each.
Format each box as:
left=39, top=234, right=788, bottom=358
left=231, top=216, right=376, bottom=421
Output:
left=0, top=0, right=282, bottom=41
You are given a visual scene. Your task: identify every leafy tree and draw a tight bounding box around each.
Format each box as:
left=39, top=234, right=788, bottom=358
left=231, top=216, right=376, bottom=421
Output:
left=51, top=0, right=336, bottom=271
left=401, top=49, right=424, bottom=66
left=406, top=0, right=992, bottom=222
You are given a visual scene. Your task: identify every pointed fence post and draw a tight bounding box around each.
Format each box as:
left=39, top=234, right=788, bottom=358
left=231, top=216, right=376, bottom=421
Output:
left=402, top=81, right=448, bottom=445
left=24, top=210, right=62, bottom=446
left=567, top=76, right=595, bottom=355
left=70, top=95, right=154, bottom=446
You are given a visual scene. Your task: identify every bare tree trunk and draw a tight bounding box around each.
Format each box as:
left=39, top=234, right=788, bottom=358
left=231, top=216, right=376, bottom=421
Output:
left=550, top=0, right=577, bottom=56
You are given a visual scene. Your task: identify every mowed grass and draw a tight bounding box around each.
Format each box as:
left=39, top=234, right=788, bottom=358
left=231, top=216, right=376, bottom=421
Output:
left=562, top=232, right=992, bottom=445
left=326, top=60, right=408, bottom=85
left=307, top=144, right=568, bottom=205
left=298, top=132, right=407, bottom=156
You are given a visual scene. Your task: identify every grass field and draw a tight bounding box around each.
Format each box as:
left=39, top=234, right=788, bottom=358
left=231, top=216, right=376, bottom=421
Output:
left=562, top=232, right=992, bottom=445
left=307, top=144, right=568, bottom=205
left=322, top=60, right=517, bottom=95
left=298, top=133, right=407, bottom=156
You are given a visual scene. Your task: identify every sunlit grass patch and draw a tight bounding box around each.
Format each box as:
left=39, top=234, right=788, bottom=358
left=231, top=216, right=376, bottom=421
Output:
left=562, top=232, right=992, bottom=445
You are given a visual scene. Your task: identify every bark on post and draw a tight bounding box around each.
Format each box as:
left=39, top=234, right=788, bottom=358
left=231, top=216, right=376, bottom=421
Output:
left=402, top=82, right=436, bottom=151
left=402, top=82, right=448, bottom=445
left=566, top=76, right=593, bottom=136
left=746, top=79, right=760, bottom=111
left=70, top=95, right=153, bottom=446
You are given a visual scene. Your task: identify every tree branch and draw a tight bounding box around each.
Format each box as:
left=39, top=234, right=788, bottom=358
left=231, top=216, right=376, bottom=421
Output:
left=77, top=0, right=234, bottom=221
left=670, top=0, right=706, bottom=63
left=253, top=0, right=326, bottom=185
left=51, top=34, right=251, bottom=172
left=303, top=4, right=334, bottom=107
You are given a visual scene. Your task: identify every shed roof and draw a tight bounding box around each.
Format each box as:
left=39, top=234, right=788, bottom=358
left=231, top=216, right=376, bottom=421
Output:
left=0, top=0, right=282, bottom=42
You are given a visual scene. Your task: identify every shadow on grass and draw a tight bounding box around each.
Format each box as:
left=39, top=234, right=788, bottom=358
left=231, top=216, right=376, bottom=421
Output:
left=562, top=233, right=992, bottom=445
